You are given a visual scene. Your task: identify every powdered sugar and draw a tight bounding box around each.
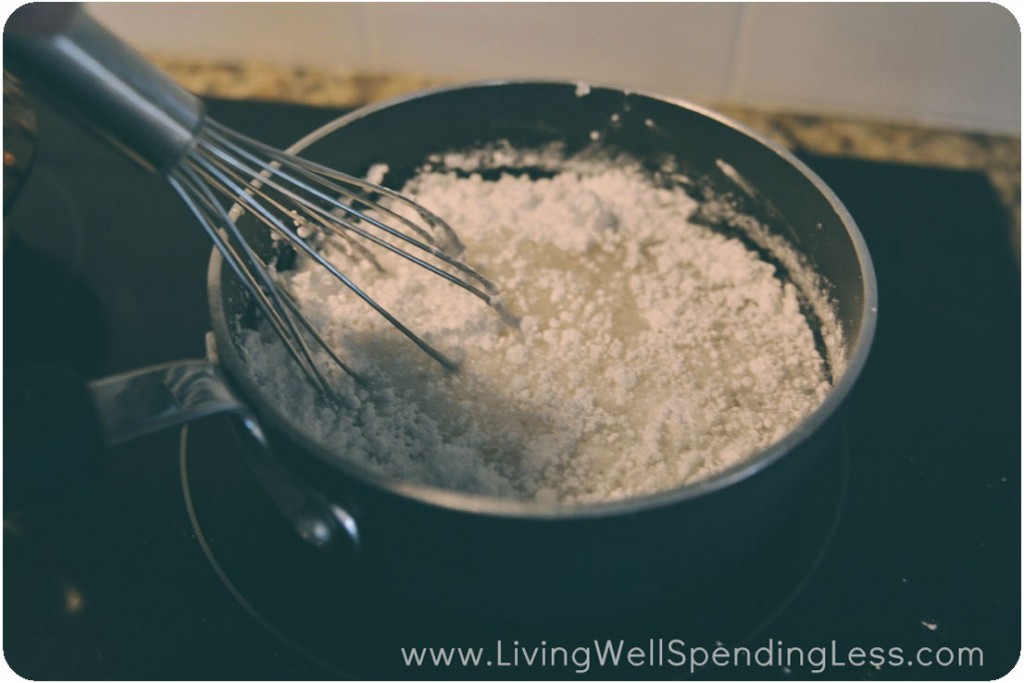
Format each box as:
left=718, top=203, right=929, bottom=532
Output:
left=240, top=149, right=842, bottom=505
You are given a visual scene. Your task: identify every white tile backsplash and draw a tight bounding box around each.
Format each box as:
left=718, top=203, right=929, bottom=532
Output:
left=362, top=3, right=743, bottom=99
left=736, top=3, right=1020, bottom=133
left=83, top=2, right=1020, bottom=134
left=89, top=2, right=366, bottom=68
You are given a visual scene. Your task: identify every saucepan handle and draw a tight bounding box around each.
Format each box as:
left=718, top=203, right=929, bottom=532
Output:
left=4, top=357, right=359, bottom=554
left=88, top=360, right=250, bottom=445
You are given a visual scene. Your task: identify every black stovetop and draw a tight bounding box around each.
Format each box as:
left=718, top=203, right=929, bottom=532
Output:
left=3, top=96, right=1020, bottom=680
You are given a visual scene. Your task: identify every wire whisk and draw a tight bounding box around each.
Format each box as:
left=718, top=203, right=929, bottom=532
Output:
left=170, top=119, right=504, bottom=393
left=6, top=4, right=504, bottom=396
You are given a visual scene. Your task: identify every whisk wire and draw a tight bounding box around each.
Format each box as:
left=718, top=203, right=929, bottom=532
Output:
left=278, top=151, right=450, bottom=249
left=274, top=286, right=363, bottom=387
left=182, top=158, right=346, bottom=385
left=186, top=137, right=461, bottom=373
left=191, top=148, right=386, bottom=270
left=204, top=123, right=435, bottom=246
left=170, top=165, right=345, bottom=396
left=201, top=123, right=500, bottom=302
left=206, top=120, right=448, bottom=248
left=275, top=154, right=499, bottom=295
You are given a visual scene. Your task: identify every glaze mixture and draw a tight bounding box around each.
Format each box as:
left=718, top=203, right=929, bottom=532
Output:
left=242, top=151, right=842, bottom=505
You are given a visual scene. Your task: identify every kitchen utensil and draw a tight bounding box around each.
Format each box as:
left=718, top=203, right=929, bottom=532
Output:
left=4, top=3, right=502, bottom=394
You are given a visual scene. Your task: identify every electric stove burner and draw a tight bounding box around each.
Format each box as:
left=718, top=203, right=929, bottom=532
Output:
left=179, top=417, right=849, bottom=678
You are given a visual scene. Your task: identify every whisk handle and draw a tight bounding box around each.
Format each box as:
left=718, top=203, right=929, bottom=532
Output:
left=4, top=3, right=205, bottom=172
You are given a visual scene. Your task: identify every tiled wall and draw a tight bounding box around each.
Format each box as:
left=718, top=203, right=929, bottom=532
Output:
left=87, top=2, right=1021, bottom=134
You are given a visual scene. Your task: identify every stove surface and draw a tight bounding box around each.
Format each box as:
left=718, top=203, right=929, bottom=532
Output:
left=3, top=97, right=1019, bottom=680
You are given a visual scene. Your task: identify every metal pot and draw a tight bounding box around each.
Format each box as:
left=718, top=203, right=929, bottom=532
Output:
left=206, top=81, right=877, bottom=619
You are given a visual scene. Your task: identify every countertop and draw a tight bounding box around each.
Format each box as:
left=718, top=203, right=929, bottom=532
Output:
left=153, top=57, right=1021, bottom=257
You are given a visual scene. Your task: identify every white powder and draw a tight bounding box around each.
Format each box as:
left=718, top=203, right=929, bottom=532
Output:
left=241, top=150, right=842, bottom=505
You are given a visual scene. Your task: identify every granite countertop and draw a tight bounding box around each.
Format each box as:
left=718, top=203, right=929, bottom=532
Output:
left=154, top=58, right=1021, bottom=257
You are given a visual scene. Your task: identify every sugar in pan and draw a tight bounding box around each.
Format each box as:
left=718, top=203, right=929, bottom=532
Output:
left=241, top=146, right=843, bottom=506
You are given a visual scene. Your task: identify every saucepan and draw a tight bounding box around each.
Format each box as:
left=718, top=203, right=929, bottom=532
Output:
left=9, top=81, right=877, bottom=620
